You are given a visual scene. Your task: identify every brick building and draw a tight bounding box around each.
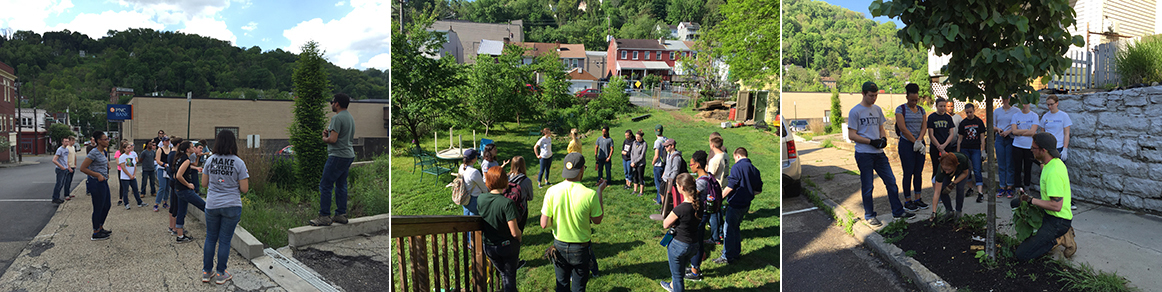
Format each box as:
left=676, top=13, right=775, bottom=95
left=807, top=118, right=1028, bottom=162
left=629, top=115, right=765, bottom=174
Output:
left=605, top=38, right=696, bottom=81
left=0, top=61, right=15, bottom=162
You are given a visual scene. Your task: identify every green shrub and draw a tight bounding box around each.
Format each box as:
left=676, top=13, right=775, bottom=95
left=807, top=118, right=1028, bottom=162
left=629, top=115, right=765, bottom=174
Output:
left=269, top=157, right=296, bottom=191
left=1116, top=35, right=1162, bottom=86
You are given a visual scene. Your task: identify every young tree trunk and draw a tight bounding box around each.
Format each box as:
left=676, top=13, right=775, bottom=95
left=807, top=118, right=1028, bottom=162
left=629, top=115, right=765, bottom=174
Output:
left=985, top=94, right=997, bottom=259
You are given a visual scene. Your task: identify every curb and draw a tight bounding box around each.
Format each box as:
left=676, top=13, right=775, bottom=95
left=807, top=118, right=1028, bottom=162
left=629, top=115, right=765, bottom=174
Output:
left=818, top=196, right=956, bottom=292
left=188, top=205, right=265, bottom=260
left=287, top=214, right=389, bottom=248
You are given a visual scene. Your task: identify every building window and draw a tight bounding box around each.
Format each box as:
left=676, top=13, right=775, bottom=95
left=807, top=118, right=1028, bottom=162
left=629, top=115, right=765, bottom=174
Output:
left=633, top=51, right=638, bottom=60
left=657, top=51, right=662, bottom=60
left=621, top=50, right=627, bottom=59
left=670, top=52, right=676, bottom=60
left=215, top=127, right=240, bottom=140
left=645, top=51, right=650, bottom=60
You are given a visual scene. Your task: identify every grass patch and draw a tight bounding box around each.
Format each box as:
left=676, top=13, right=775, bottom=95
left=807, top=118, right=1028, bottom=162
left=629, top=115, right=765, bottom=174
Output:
left=905, top=250, right=917, bottom=257
left=391, top=108, right=780, bottom=290
left=238, top=155, right=390, bottom=248
left=843, top=170, right=859, bottom=176
left=798, top=131, right=817, bottom=141
left=820, top=138, right=835, bottom=148
left=824, top=172, right=834, bottom=181
left=1054, top=261, right=1140, bottom=292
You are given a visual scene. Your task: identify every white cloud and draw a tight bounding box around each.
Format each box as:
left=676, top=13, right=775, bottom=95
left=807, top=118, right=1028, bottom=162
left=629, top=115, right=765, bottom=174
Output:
left=335, top=1, right=345, bottom=6
left=282, top=0, right=388, bottom=70
left=0, top=0, right=75, bottom=32
left=50, top=10, right=164, bottom=38
left=360, top=53, right=389, bottom=70
left=241, top=21, right=257, bottom=31
left=179, top=16, right=236, bottom=44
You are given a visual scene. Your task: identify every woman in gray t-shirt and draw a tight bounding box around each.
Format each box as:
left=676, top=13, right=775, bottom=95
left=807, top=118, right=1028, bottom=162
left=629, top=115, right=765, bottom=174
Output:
left=79, top=131, right=113, bottom=241
left=198, top=130, right=249, bottom=284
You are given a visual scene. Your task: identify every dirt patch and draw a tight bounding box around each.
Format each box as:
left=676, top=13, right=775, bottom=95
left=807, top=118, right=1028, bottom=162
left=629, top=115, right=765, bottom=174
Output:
left=887, top=220, right=1070, bottom=292
left=670, top=110, right=693, bottom=123
left=295, top=248, right=392, bottom=292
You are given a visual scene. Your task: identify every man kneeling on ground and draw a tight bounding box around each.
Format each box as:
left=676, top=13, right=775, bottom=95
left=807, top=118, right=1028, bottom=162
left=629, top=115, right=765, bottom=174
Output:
left=1015, top=133, right=1075, bottom=260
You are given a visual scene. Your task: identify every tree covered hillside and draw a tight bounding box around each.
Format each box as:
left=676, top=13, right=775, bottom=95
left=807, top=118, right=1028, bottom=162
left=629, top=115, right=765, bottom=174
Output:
left=0, top=28, right=387, bottom=132
left=782, top=0, right=927, bottom=93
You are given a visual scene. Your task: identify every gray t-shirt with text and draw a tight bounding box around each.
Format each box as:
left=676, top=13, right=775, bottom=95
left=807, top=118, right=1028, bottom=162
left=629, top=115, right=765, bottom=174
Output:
left=848, top=104, right=886, bottom=154
left=205, top=154, right=250, bottom=209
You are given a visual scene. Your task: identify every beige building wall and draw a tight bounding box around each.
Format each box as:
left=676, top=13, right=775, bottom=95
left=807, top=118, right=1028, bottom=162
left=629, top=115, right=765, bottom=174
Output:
left=124, top=97, right=386, bottom=143
left=782, top=92, right=909, bottom=121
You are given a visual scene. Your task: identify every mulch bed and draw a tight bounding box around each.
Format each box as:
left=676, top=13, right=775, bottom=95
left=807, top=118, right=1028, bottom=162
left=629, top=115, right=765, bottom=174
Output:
left=296, top=247, right=392, bottom=292
left=887, top=219, right=1074, bottom=292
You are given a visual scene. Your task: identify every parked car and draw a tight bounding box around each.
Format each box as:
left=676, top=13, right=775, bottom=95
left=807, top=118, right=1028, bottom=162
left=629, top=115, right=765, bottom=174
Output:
left=575, top=88, right=601, bottom=99
left=277, top=145, right=294, bottom=158
left=781, top=117, right=801, bottom=198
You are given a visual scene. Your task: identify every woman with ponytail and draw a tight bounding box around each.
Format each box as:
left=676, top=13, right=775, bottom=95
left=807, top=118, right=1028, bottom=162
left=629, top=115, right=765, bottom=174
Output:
left=661, top=173, right=702, bottom=292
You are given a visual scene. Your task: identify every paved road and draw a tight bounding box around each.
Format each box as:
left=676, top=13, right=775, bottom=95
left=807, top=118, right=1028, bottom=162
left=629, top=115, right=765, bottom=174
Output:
left=0, top=155, right=81, bottom=279
left=782, top=194, right=918, bottom=292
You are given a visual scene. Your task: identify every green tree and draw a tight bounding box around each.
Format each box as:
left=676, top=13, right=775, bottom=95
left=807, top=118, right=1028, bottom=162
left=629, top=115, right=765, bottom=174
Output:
left=47, top=123, right=74, bottom=147
left=289, top=40, right=332, bottom=190
left=460, top=45, right=535, bottom=136
left=666, top=0, right=705, bottom=25
left=872, top=0, right=1083, bottom=259
left=828, top=89, right=843, bottom=133
left=703, top=0, right=777, bottom=87
left=391, top=12, right=464, bottom=149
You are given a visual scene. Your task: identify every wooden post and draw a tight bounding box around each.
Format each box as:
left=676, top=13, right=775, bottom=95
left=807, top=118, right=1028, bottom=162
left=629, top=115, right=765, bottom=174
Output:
left=430, top=234, right=440, bottom=292
left=473, top=231, right=485, bottom=292
left=409, top=236, right=430, bottom=292
left=395, top=237, right=408, bottom=292
left=441, top=233, right=450, bottom=290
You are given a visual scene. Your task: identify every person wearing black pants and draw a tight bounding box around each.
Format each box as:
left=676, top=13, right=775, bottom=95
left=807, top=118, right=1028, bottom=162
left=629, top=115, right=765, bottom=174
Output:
left=926, top=97, right=956, bottom=208
left=79, top=131, right=113, bottom=241
left=1010, top=103, right=1040, bottom=195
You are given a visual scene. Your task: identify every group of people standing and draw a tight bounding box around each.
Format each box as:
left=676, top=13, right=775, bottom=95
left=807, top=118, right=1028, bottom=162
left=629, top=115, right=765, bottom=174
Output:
left=462, top=124, right=763, bottom=292
left=850, top=81, right=1075, bottom=260
left=49, top=93, right=358, bottom=285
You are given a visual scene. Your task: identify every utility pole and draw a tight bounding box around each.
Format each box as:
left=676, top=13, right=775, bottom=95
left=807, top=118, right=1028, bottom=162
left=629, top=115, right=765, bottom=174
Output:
left=186, top=92, right=192, bottom=138
left=15, top=81, right=22, bottom=162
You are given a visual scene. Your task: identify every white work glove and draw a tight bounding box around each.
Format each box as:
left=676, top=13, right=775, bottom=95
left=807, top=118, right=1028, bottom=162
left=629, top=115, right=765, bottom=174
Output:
left=1061, top=148, right=1068, bottom=161
left=913, top=139, right=926, bottom=153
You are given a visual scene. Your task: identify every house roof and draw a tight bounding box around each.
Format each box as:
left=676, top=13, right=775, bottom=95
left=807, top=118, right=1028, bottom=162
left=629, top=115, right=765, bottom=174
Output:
left=679, top=22, right=701, bottom=29
left=665, top=41, right=694, bottom=51
left=477, top=39, right=505, bottom=56
left=567, top=68, right=598, bottom=81
left=613, top=38, right=666, bottom=50
left=515, top=42, right=587, bottom=58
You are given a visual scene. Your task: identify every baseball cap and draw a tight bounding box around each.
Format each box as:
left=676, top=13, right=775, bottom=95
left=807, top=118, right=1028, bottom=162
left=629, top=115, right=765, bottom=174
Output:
left=1032, top=133, right=1060, bottom=158
left=862, top=81, right=879, bottom=93
left=160, top=136, right=170, bottom=142
left=655, top=124, right=664, bottom=135
left=561, top=152, right=586, bottom=179
left=663, top=138, right=676, bottom=147
left=463, top=148, right=479, bottom=160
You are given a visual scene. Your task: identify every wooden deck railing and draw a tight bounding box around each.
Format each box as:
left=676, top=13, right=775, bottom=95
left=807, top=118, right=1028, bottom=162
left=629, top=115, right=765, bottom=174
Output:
left=392, top=215, right=502, bottom=292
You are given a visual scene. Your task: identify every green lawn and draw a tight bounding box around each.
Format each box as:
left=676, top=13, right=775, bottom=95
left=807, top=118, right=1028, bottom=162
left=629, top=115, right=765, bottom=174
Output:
left=391, top=108, right=780, bottom=290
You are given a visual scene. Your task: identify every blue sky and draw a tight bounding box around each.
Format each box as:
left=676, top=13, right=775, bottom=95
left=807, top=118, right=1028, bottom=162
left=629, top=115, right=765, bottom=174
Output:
left=0, top=0, right=387, bottom=70
left=817, top=0, right=903, bottom=27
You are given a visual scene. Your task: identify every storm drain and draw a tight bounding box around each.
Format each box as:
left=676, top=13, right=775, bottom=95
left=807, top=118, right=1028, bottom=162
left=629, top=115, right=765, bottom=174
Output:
left=264, top=247, right=341, bottom=292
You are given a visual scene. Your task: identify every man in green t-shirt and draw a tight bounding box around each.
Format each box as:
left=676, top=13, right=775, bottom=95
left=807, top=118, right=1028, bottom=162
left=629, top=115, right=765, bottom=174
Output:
left=310, top=93, right=357, bottom=227
left=1015, top=133, right=1074, bottom=260
left=541, top=153, right=606, bottom=291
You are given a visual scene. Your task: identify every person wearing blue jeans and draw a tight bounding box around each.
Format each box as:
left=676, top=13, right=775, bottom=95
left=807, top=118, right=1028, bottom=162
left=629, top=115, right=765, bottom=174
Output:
left=51, top=140, right=72, bottom=204
left=621, top=130, right=634, bottom=189
left=200, top=130, right=249, bottom=284
left=311, top=93, right=357, bottom=226
left=534, top=128, right=554, bottom=187
left=993, top=96, right=1018, bottom=197
left=849, top=82, right=913, bottom=227
left=172, top=140, right=206, bottom=243
left=957, top=103, right=987, bottom=200
left=652, top=125, right=668, bottom=204
left=594, top=126, right=614, bottom=184
left=714, top=148, right=764, bottom=264
left=896, top=84, right=929, bottom=211
left=203, top=207, right=241, bottom=282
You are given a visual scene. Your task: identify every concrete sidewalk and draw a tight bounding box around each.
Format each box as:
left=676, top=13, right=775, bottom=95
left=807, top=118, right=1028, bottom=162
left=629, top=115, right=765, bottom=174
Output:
left=0, top=174, right=283, bottom=292
left=795, top=137, right=1162, bottom=291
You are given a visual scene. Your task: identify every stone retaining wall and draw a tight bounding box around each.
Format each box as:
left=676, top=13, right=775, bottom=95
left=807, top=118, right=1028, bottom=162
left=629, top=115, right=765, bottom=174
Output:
left=1048, top=86, right=1162, bottom=213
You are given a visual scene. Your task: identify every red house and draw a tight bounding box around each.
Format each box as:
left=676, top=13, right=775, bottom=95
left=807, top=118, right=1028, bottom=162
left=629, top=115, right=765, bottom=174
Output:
left=605, top=38, right=696, bottom=82
left=0, top=61, right=15, bottom=162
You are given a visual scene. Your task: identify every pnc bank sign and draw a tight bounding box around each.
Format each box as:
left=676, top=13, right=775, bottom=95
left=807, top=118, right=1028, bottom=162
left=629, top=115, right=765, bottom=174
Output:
left=107, top=104, right=133, bottom=120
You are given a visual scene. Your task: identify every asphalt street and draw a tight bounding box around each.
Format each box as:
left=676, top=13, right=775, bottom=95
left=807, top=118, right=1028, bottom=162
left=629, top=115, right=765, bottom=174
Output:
left=0, top=155, right=82, bottom=279
left=782, top=193, right=918, bottom=292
